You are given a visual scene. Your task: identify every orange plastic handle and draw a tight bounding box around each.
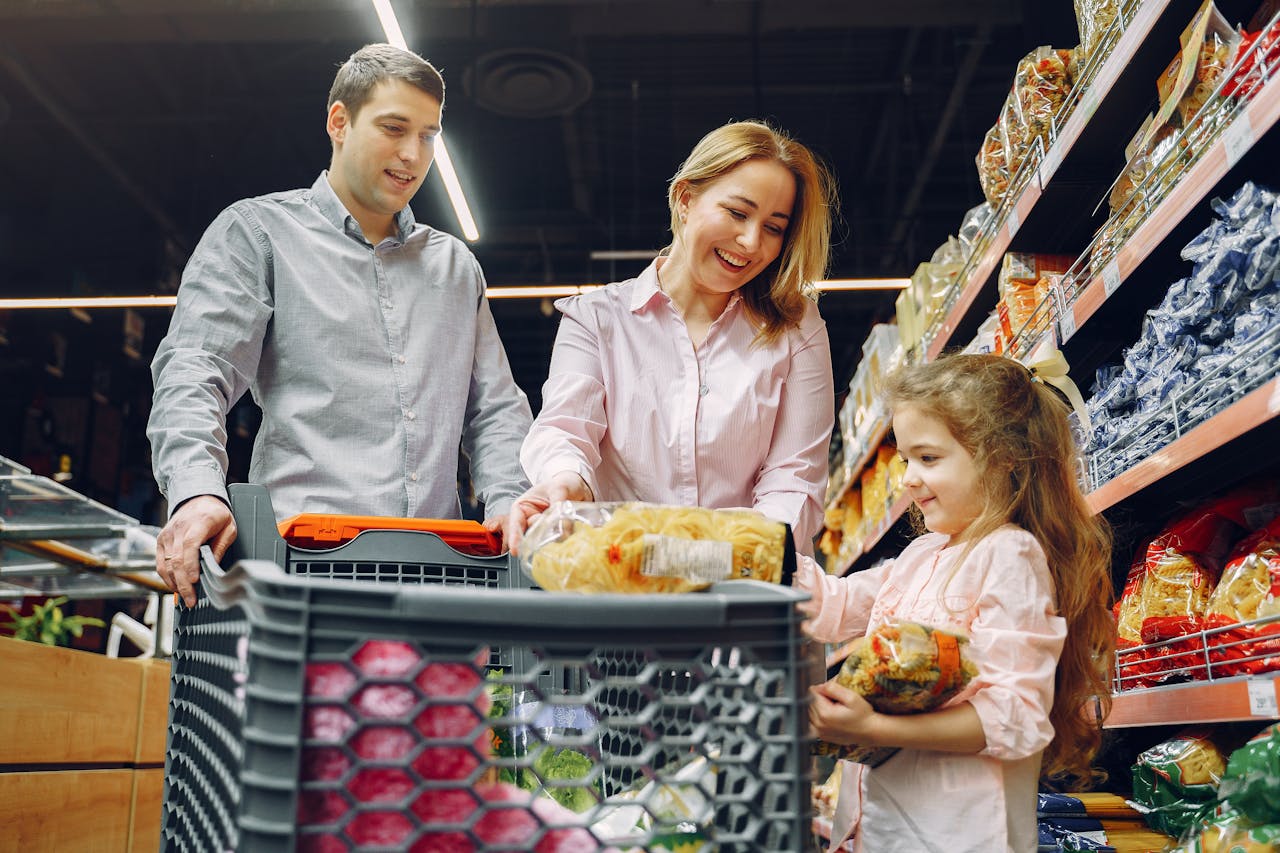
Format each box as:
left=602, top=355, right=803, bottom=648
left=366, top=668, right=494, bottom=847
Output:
left=277, top=513, right=502, bottom=556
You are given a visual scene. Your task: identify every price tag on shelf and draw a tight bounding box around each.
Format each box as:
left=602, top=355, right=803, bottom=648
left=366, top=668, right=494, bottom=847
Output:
left=1079, top=86, right=1100, bottom=123
left=1037, top=145, right=1062, bottom=189
left=1248, top=678, right=1278, bottom=717
left=1102, top=259, right=1122, bottom=298
left=1006, top=207, right=1021, bottom=239
left=1223, top=113, right=1255, bottom=171
left=1059, top=310, right=1077, bottom=344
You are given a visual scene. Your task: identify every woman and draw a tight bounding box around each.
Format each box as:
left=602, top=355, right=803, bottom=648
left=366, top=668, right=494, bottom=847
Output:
left=505, top=120, right=837, bottom=556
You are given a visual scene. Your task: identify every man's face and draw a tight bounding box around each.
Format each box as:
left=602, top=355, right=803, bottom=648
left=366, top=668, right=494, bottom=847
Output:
left=326, top=79, right=442, bottom=236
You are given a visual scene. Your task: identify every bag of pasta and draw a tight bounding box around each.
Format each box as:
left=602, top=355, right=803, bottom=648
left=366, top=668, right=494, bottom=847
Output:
left=519, top=501, right=794, bottom=593
left=1219, top=723, right=1280, bottom=825
left=1130, top=729, right=1228, bottom=837
left=813, top=621, right=978, bottom=766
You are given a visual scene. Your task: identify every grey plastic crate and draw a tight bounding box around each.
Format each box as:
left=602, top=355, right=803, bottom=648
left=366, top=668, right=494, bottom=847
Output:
left=161, top=550, right=814, bottom=852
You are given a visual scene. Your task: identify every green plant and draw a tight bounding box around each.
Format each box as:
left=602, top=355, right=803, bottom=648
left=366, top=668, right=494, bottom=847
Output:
left=1, top=596, right=105, bottom=646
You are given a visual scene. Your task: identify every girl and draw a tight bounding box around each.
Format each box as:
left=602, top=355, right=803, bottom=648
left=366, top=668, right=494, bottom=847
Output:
left=504, top=120, right=837, bottom=554
left=798, top=353, right=1114, bottom=853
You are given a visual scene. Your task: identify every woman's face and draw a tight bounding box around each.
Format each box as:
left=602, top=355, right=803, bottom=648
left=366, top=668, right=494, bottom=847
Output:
left=674, top=158, right=796, bottom=298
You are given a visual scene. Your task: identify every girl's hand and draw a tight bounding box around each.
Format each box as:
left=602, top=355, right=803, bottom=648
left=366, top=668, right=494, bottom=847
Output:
left=809, top=679, right=880, bottom=746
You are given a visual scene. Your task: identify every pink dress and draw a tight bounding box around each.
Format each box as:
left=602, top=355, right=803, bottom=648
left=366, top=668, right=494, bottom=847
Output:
left=796, top=525, right=1067, bottom=853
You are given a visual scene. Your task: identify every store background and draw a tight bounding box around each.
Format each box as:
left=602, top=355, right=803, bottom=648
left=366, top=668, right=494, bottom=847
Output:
left=0, top=0, right=1080, bottom=522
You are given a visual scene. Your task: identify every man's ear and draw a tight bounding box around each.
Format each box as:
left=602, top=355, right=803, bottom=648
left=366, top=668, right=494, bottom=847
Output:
left=326, top=101, right=349, bottom=146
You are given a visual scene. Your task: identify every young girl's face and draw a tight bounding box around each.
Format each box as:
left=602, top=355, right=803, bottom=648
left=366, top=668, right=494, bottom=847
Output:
left=893, top=403, right=984, bottom=544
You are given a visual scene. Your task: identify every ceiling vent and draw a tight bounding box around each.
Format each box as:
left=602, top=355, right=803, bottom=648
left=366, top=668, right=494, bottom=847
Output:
left=465, top=48, right=593, bottom=118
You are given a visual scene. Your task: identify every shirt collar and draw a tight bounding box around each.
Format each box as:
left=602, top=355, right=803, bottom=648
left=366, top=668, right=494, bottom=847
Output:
left=630, top=256, right=745, bottom=316
left=311, top=171, right=416, bottom=243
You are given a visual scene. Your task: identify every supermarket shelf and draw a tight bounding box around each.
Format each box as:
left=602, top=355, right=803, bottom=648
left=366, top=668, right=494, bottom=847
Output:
left=834, top=492, right=913, bottom=577
left=1106, top=674, right=1280, bottom=727
left=1060, top=73, right=1280, bottom=345
left=824, top=419, right=890, bottom=513
left=1086, top=375, right=1280, bottom=513
left=922, top=0, right=1206, bottom=360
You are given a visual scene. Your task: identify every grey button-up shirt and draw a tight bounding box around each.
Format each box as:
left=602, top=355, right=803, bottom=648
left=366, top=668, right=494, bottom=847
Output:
left=148, top=172, right=532, bottom=521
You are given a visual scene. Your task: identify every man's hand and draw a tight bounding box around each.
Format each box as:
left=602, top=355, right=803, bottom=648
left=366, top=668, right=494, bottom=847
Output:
left=502, top=471, right=593, bottom=555
left=156, top=495, right=237, bottom=607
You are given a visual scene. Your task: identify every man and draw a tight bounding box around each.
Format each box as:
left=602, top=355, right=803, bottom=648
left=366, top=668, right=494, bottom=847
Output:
left=148, top=44, right=532, bottom=605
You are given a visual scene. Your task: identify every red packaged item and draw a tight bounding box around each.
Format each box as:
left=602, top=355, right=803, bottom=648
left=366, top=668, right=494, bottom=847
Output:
left=1223, top=21, right=1280, bottom=99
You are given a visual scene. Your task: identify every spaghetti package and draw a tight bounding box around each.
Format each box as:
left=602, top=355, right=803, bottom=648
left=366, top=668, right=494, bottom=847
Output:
left=519, top=501, right=792, bottom=594
left=1130, top=729, right=1229, bottom=837
left=813, top=622, right=978, bottom=766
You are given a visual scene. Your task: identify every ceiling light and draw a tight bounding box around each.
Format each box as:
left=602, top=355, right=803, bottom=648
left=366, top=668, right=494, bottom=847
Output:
left=817, top=278, right=910, bottom=291
left=0, top=296, right=178, bottom=310
left=487, top=285, right=604, bottom=299
left=589, top=250, right=659, bottom=261
left=370, top=0, right=479, bottom=242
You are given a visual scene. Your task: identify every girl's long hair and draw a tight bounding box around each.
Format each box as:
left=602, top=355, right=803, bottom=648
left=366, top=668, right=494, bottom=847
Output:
left=886, top=353, right=1114, bottom=784
left=666, top=120, right=836, bottom=344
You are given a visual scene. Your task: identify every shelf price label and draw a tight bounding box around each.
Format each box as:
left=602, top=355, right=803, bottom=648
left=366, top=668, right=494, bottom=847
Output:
left=1223, top=113, right=1255, bottom=171
left=1248, top=678, right=1278, bottom=717
left=1006, top=206, right=1021, bottom=239
left=1038, top=145, right=1062, bottom=190
left=1102, top=259, right=1122, bottom=298
left=1059, top=310, right=1078, bottom=344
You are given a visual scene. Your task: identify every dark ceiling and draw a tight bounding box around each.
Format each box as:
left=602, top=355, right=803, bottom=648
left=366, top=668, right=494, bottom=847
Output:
left=0, top=0, right=1080, bottom=502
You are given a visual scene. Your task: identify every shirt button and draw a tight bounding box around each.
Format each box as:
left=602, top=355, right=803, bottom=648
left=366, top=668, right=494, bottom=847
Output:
left=398, top=355, right=406, bottom=364
left=410, top=472, right=419, bottom=481
left=699, top=385, right=709, bottom=397
left=406, top=411, right=416, bottom=421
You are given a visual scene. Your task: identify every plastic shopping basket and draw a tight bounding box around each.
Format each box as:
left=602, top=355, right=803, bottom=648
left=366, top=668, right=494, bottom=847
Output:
left=160, top=543, right=815, bottom=851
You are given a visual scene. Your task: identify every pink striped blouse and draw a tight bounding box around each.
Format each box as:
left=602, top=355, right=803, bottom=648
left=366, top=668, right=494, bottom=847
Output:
left=519, top=259, right=834, bottom=550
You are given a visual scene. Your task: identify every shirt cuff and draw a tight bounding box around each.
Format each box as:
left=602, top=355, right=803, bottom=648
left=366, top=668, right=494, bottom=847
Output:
left=162, top=466, right=229, bottom=518
left=535, top=456, right=598, bottom=502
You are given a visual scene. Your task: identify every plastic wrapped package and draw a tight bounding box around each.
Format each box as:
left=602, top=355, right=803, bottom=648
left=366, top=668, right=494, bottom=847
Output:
left=976, top=119, right=1012, bottom=206
left=518, top=502, right=792, bottom=593
left=1130, top=729, right=1229, bottom=838
left=1224, top=19, right=1280, bottom=101
left=813, top=622, right=978, bottom=766
left=1011, top=47, right=1076, bottom=150
left=1073, top=0, right=1122, bottom=63
left=957, top=201, right=995, bottom=257
left=1220, top=723, right=1280, bottom=825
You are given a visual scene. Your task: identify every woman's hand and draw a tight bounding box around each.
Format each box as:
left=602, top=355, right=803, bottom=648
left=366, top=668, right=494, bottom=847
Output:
left=503, top=471, right=594, bottom=555
left=809, top=679, right=881, bottom=747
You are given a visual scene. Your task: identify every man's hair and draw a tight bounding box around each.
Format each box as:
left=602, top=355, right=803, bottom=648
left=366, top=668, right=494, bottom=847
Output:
left=328, top=44, right=445, bottom=119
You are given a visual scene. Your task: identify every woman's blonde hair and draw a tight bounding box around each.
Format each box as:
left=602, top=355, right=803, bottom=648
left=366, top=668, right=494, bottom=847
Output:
left=666, top=120, right=836, bottom=344
left=886, top=353, right=1114, bottom=784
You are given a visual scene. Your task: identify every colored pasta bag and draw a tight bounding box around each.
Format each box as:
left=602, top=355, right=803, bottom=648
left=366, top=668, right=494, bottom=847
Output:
left=813, top=621, right=978, bottom=766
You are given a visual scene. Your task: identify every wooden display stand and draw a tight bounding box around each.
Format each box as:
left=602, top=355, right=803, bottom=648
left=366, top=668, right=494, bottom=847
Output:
left=0, top=636, right=169, bottom=853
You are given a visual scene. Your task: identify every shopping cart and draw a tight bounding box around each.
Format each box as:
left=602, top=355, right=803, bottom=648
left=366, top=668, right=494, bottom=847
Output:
left=160, top=485, right=816, bottom=851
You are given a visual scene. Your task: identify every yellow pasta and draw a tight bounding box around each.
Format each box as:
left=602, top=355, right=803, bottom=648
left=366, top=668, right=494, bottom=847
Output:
left=525, top=502, right=787, bottom=594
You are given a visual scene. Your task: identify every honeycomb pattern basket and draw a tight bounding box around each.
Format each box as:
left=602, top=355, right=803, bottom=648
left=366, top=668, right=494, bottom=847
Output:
left=160, top=488, right=816, bottom=852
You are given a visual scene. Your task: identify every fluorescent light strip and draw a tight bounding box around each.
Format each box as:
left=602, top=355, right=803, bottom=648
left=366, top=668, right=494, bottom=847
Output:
left=818, top=278, right=910, bottom=291
left=0, top=279, right=907, bottom=310
left=370, top=0, right=479, bottom=242
left=487, top=285, right=603, bottom=299
left=0, top=296, right=178, bottom=309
